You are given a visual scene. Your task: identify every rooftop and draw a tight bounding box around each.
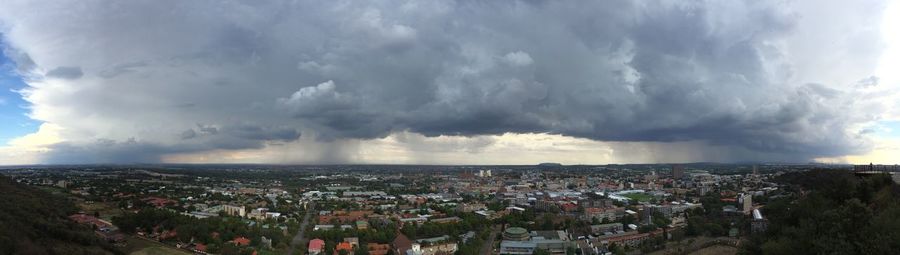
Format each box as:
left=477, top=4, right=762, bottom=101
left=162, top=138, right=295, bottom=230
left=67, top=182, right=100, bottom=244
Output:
left=505, top=227, right=528, bottom=235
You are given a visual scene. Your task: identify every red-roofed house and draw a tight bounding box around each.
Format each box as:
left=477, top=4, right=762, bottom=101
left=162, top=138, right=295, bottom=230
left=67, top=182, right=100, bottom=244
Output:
left=193, top=243, right=207, bottom=252
left=392, top=233, right=413, bottom=255
left=561, top=202, right=579, bottom=212
left=160, top=229, right=178, bottom=240
left=142, top=197, right=177, bottom=208
left=309, top=239, right=325, bottom=255
left=233, top=237, right=251, bottom=246
left=334, top=242, right=353, bottom=255
left=68, top=214, right=113, bottom=229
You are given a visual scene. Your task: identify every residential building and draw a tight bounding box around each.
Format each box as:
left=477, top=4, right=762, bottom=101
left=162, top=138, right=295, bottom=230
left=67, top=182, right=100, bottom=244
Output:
left=751, top=209, right=768, bottom=234
left=392, top=233, right=414, bottom=255
left=335, top=242, right=353, bottom=255
left=223, top=205, right=246, bottom=217
left=368, top=243, right=390, bottom=255
left=672, top=165, right=684, bottom=180
left=356, top=220, right=369, bottom=230
left=309, top=239, right=325, bottom=255
left=742, top=193, right=753, bottom=214
left=590, top=223, right=624, bottom=235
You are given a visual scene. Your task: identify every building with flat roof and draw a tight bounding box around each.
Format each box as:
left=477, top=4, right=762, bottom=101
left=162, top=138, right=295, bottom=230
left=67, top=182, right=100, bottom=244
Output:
left=498, top=230, right=572, bottom=255
left=751, top=209, right=768, bottom=234
left=742, top=194, right=753, bottom=214
left=223, top=204, right=246, bottom=217
left=499, top=241, right=537, bottom=255
left=672, top=165, right=684, bottom=180
left=590, top=223, right=624, bottom=235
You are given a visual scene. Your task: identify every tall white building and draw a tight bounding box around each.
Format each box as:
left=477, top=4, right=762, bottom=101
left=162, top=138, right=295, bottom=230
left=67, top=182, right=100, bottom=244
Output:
left=742, top=194, right=752, bottom=214
left=223, top=204, right=246, bottom=217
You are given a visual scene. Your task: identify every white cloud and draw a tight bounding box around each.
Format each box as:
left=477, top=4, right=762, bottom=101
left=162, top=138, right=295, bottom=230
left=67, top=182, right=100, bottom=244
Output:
left=503, top=51, right=533, bottom=66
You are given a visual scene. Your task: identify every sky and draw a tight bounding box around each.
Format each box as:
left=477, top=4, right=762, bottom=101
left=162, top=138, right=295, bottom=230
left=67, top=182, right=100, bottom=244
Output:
left=0, top=0, right=898, bottom=165
left=0, top=52, right=38, bottom=144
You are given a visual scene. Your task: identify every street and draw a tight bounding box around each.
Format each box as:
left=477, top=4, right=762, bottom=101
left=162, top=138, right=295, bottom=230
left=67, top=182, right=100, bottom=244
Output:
left=287, top=202, right=316, bottom=255
left=480, top=225, right=501, bottom=255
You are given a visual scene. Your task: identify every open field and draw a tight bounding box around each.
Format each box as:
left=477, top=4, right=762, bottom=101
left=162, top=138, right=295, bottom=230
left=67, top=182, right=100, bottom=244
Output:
left=622, top=192, right=655, bottom=202
left=35, top=186, right=68, bottom=196
left=130, top=246, right=193, bottom=255
left=123, top=236, right=191, bottom=255
left=646, top=236, right=741, bottom=255
left=688, top=245, right=738, bottom=255
left=77, top=201, right=124, bottom=222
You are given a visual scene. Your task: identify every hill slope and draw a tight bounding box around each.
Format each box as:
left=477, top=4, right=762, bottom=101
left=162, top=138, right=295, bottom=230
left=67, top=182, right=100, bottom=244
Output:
left=0, top=175, right=120, bottom=255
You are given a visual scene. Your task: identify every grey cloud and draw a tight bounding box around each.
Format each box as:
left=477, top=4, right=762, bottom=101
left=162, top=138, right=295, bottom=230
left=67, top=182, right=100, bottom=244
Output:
left=1, top=47, right=35, bottom=73
left=0, top=0, right=891, bottom=163
left=99, top=61, right=148, bottom=78
left=856, top=76, right=879, bottom=88
left=180, top=129, right=197, bottom=140
left=220, top=124, right=300, bottom=142
left=179, top=123, right=299, bottom=143
left=197, top=125, right=218, bottom=135
left=392, top=132, right=497, bottom=154
left=46, top=123, right=301, bottom=163
left=269, top=0, right=884, bottom=160
left=44, top=139, right=177, bottom=163
left=45, top=66, right=83, bottom=79
left=174, top=103, right=196, bottom=108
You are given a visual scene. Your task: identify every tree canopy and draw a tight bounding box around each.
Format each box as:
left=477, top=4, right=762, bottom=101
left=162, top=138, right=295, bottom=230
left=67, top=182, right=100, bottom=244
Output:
left=741, top=170, right=900, bottom=255
left=0, top=176, right=121, bottom=254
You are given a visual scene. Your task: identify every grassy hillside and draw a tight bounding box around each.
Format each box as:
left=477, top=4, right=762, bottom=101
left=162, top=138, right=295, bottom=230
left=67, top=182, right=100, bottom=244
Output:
left=0, top=175, right=121, bottom=255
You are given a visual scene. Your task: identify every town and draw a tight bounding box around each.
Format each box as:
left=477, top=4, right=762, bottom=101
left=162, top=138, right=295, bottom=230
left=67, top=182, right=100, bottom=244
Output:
left=5, top=163, right=895, bottom=255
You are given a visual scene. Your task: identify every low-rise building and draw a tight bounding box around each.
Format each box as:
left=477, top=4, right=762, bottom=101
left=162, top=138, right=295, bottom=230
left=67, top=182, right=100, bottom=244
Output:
left=590, top=223, right=624, bottom=235
left=335, top=242, right=353, bottom=255
left=499, top=241, right=536, bottom=255
left=308, top=239, right=324, bottom=254
left=367, top=243, right=390, bottom=255
left=223, top=204, right=246, bottom=217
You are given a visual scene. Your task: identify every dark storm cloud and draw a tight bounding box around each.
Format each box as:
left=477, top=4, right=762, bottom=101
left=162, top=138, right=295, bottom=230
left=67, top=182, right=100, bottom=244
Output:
left=46, top=124, right=301, bottom=163
left=45, top=139, right=182, bottom=163
left=0, top=0, right=889, bottom=163
left=273, top=0, right=882, bottom=159
left=45, top=66, right=83, bottom=79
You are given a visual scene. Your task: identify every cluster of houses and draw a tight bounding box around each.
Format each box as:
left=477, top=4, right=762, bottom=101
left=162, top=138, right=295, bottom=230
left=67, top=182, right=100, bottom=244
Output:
left=307, top=234, right=459, bottom=255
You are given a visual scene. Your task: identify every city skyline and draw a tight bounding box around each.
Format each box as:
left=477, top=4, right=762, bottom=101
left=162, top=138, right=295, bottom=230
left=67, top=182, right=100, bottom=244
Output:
left=1, top=0, right=899, bottom=165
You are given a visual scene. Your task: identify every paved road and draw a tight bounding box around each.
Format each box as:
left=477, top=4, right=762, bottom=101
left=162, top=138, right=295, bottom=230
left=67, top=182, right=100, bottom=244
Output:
left=480, top=225, right=501, bottom=255
left=287, top=202, right=316, bottom=255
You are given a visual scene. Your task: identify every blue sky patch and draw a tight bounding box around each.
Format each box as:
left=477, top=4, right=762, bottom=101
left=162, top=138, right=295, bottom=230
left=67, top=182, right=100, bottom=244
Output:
left=0, top=45, right=38, bottom=145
